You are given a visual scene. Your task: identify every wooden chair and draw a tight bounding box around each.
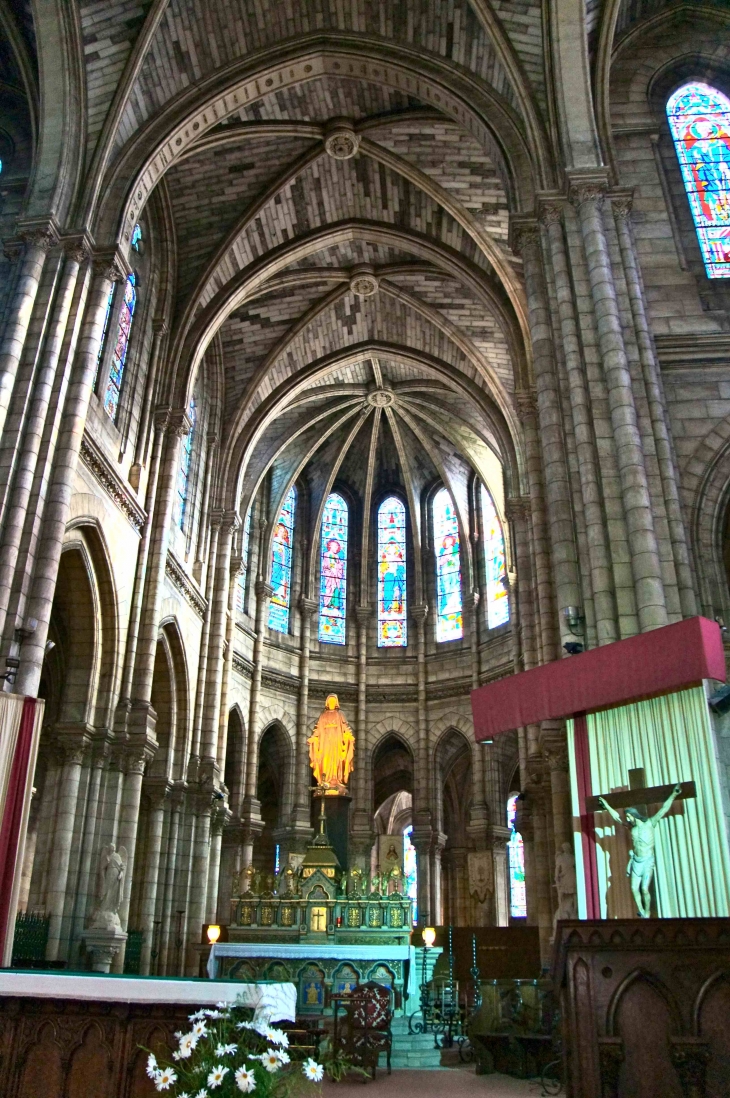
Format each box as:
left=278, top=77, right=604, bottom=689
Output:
left=332, top=980, right=393, bottom=1080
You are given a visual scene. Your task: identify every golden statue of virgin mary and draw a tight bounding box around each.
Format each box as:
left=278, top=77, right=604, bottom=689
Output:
left=307, top=694, right=355, bottom=791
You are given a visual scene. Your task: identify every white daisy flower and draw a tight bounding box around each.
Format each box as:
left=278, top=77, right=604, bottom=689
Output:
left=216, top=1000, right=230, bottom=1010
left=259, top=1025, right=288, bottom=1047
left=215, top=1042, right=237, bottom=1056
left=207, top=1064, right=229, bottom=1089
left=204, top=1009, right=224, bottom=1019
left=303, top=1058, right=324, bottom=1082
left=192, top=1021, right=208, bottom=1039
left=155, top=1066, right=178, bottom=1091
left=234, top=1065, right=256, bottom=1093
left=274, top=1049, right=290, bottom=1065
left=236, top=1020, right=257, bottom=1031
left=189, top=1009, right=207, bottom=1022
left=194, top=1091, right=209, bottom=1098
left=146, top=1053, right=158, bottom=1078
left=259, top=1051, right=281, bottom=1073
left=178, top=1033, right=197, bottom=1058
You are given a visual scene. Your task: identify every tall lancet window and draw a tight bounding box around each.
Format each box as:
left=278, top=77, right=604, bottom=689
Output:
left=175, top=396, right=196, bottom=528
left=433, top=487, right=463, bottom=642
left=667, top=82, right=730, bottom=278
left=480, top=484, right=509, bottom=629
left=507, top=793, right=527, bottom=919
left=103, top=271, right=137, bottom=420
left=377, top=496, right=407, bottom=647
left=268, top=486, right=296, bottom=633
left=318, top=492, right=348, bottom=645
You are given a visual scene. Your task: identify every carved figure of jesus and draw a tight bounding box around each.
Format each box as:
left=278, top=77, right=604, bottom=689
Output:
left=307, top=694, right=355, bottom=789
left=598, top=784, right=682, bottom=918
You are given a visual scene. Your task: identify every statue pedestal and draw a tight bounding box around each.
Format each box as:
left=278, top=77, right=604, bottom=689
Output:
left=82, top=927, right=128, bottom=973
left=311, top=792, right=350, bottom=872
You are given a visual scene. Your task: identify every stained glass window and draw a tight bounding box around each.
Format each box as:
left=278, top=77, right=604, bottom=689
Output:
left=507, top=793, right=527, bottom=919
left=377, top=496, right=407, bottom=647
left=667, top=82, right=730, bottom=279
left=433, top=488, right=463, bottom=642
left=481, top=484, right=509, bottom=629
left=131, top=223, right=142, bottom=251
left=175, top=396, right=196, bottom=528
left=318, top=492, right=348, bottom=644
left=268, top=486, right=296, bottom=632
left=403, top=825, right=418, bottom=926
left=236, top=508, right=252, bottom=613
left=103, top=272, right=136, bottom=420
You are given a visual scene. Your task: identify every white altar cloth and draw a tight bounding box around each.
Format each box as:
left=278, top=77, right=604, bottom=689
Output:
left=0, top=971, right=296, bottom=1022
left=207, top=941, right=414, bottom=980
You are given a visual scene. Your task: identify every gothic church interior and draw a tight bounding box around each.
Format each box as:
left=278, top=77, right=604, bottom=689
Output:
left=0, top=0, right=729, bottom=993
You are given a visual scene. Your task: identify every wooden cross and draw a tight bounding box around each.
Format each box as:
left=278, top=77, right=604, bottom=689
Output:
left=586, top=766, right=696, bottom=815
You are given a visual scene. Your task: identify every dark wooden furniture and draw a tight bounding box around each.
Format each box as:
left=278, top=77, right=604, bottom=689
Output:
left=471, top=1031, right=554, bottom=1078
left=553, top=918, right=730, bottom=1098
left=332, top=980, right=393, bottom=1080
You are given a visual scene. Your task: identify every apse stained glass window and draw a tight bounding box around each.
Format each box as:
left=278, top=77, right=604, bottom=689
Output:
left=481, top=484, right=509, bottom=629
left=236, top=508, right=252, bottom=613
left=507, top=793, right=527, bottom=919
left=433, top=488, right=463, bottom=642
left=403, top=825, right=418, bottom=926
left=175, top=397, right=196, bottom=528
left=667, top=82, right=730, bottom=278
left=318, top=492, right=348, bottom=645
left=268, top=486, right=296, bottom=633
left=103, top=272, right=136, bottom=420
left=377, top=496, right=407, bottom=647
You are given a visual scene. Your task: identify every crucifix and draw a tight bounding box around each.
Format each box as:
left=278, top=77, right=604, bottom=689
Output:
left=587, top=768, right=696, bottom=918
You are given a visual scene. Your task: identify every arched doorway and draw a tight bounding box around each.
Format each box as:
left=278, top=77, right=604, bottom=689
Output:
left=255, top=724, right=291, bottom=878
left=437, top=729, right=473, bottom=926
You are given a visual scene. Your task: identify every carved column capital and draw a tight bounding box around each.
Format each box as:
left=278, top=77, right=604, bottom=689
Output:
left=299, top=596, right=318, bottom=618
left=514, top=388, right=538, bottom=424
left=62, top=232, right=93, bottom=265
left=143, top=780, right=171, bottom=812
left=255, top=579, right=274, bottom=600
left=16, top=216, right=61, bottom=251
left=152, top=318, right=169, bottom=337
left=153, top=404, right=171, bottom=433
left=537, top=198, right=565, bottom=227
left=167, top=408, right=193, bottom=438
left=510, top=217, right=540, bottom=259
left=92, top=246, right=129, bottom=283
left=221, top=509, right=241, bottom=534
left=504, top=495, right=531, bottom=522
left=230, top=554, right=244, bottom=580
left=567, top=170, right=610, bottom=210
left=411, top=602, right=429, bottom=624
left=611, top=190, right=635, bottom=222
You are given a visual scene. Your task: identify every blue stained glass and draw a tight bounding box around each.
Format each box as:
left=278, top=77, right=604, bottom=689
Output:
left=103, top=272, right=136, bottom=420
left=175, top=396, right=196, bottom=528
left=268, top=486, right=296, bottom=632
left=667, top=82, right=730, bottom=279
left=433, top=488, right=463, bottom=642
left=507, top=793, right=527, bottom=919
left=403, top=825, right=418, bottom=926
left=481, top=484, right=509, bottom=629
left=318, top=492, right=348, bottom=645
left=131, top=223, right=142, bottom=251
left=237, top=508, right=252, bottom=613
left=377, top=496, right=407, bottom=647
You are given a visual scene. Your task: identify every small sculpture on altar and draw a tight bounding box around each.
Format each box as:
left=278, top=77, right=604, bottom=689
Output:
left=552, top=842, right=578, bottom=935
left=598, top=784, right=682, bottom=918
left=88, top=844, right=127, bottom=930
left=307, top=694, right=355, bottom=791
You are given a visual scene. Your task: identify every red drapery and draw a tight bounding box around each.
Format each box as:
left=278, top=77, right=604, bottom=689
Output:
left=0, top=697, right=37, bottom=961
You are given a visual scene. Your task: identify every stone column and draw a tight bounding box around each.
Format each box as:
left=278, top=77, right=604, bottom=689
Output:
left=512, top=223, right=582, bottom=652
left=72, top=740, right=109, bottom=939
left=158, top=785, right=183, bottom=975
left=291, top=597, right=317, bottom=845
left=206, top=808, right=227, bottom=924
left=191, top=513, right=222, bottom=763
left=570, top=175, right=667, bottom=632
left=349, top=605, right=372, bottom=869
left=138, top=782, right=169, bottom=975
left=0, top=219, right=59, bottom=443
left=200, top=510, right=239, bottom=773
left=241, top=578, right=272, bottom=867
left=412, top=602, right=430, bottom=822
left=115, top=406, right=169, bottom=730
left=541, top=201, right=618, bottom=645
left=492, top=827, right=511, bottom=927
left=115, top=747, right=152, bottom=967
left=215, top=553, right=243, bottom=777
left=611, top=196, right=696, bottom=619
left=0, top=238, right=87, bottom=640
left=15, top=254, right=127, bottom=696
left=45, top=734, right=90, bottom=961
left=541, top=725, right=573, bottom=854
left=524, top=759, right=554, bottom=959
left=186, top=792, right=214, bottom=974
left=411, top=831, right=433, bottom=929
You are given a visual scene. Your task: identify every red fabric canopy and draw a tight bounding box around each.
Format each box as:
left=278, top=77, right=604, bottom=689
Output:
left=471, top=616, right=726, bottom=741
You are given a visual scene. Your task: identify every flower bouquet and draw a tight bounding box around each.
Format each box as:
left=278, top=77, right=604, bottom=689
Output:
left=145, top=1002, right=324, bottom=1096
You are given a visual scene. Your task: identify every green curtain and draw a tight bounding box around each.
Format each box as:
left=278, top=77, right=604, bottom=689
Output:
left=586, top=686, right=730, bottom=918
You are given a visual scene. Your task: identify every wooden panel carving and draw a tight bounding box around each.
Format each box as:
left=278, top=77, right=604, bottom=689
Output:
left=553, top=918, right=730, bottom=1098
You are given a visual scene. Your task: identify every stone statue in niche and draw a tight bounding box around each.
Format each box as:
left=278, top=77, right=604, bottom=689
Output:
left=553, top=842, right=577, bottom=934
left=88, top=844, right=127, bottom=930
left=598, top=784, right=682, bottom=918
